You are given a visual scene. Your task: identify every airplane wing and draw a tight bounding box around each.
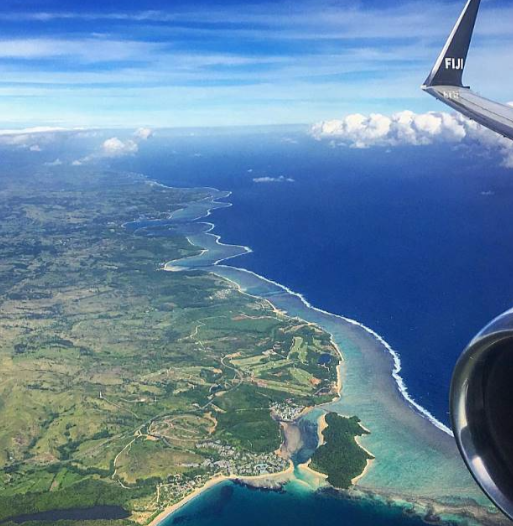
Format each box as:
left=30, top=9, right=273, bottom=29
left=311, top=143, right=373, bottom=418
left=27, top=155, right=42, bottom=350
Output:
left=422, top=0, right=513, bottom=140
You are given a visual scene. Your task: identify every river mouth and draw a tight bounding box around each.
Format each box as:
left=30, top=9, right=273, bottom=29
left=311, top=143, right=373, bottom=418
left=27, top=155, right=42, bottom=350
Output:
left=2, top=505, right=130, bottom=524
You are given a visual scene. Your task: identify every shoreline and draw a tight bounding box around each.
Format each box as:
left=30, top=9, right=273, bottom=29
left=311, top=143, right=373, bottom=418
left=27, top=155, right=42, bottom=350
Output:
left=148, top=463, right=296, bottom=526
left=148, top=475, right=231, bottom=526
left=142, top=181, right=499, bottom=525
left=212, top=263, right=452, bottom=436
left=161, top=188, right=451, bottom=437
left=317, top=413, right=328, bottom=446
left=297, top=460, right=328, bottom=485
left=147, top=185, right=383, bottom=524
left=352, top=431, right=375, bottom=485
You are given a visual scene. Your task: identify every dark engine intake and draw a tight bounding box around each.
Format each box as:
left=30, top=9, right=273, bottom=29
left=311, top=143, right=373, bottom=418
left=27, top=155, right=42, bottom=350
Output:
left=451, top=310, right=513, bottom=520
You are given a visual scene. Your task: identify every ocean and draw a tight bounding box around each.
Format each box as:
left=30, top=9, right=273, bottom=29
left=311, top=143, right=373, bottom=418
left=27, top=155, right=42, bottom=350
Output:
left=163, top=480, right=427, bottom=526
left=126, top=127, right=513, bottom=425
left=118, top=127, right=513, bottom=524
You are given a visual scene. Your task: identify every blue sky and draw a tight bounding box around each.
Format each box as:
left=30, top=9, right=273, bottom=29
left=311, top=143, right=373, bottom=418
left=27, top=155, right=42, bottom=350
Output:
left=1, top=0, right=513, bottom=128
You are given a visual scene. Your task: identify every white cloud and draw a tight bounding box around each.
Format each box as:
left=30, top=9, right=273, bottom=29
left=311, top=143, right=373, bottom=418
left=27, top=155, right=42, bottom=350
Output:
left=0, top=127, right=88, bottom=151
left=134, top=127, right=153, bottom=140
left=0, top=126, right=153, bottom=165
left=102, top=137, right=139, bottom=157
left=0, top=128, right=63, bottom=149
left=0, top=126, right=68, bottom=136
left=253, top=175, right=295, bottom=183
left=4, top=3, right=513, bottom=41
left=75, top=127, right=154, bottom=164
left=1, top=2, right=513, bottom=128
left=311, top=111, right=476, bottom=148
left=0, top=38, right=162, bottom=63
left=312, top=110, right=513, bottom=167
left=101, top=127, right=153, bottom=158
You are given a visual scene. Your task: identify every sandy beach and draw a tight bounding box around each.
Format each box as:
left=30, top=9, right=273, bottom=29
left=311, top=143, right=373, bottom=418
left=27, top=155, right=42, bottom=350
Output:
left=296, top=459, right=328, bottom=486
left=351, top=457, right=374, bottom=485
left=148, top=475, right=232, bottom=526
left=237, top=461, right=295, bottom=487
left=316, top=413, right=328, bottom=446
left=148, top=463, right=296, bottom=526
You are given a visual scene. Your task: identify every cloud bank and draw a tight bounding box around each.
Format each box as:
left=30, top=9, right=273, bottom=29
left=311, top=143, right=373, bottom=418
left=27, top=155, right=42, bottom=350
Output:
left=73, top=127, right=154, bottom=164
left=253, top=175, right=295, bottom=183
left=0, top=126, right=79, bottom=150
left=312, top=110, right=513, bottom=167
left=0, top=126, right=154, bottom=166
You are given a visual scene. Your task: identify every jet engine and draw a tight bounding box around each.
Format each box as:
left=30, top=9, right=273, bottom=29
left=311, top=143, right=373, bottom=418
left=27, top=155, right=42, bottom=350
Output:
left=451, top=310, right=513, bottom=520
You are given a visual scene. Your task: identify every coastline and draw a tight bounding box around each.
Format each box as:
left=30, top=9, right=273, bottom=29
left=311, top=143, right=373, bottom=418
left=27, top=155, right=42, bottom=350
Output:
left=148, top=183, right=501, bottom=525
left=351, top=425, right=375, bottom=485
left=317, top=413, right=328, bottom=446
left=162, top=188, right=451, bottom=438
left=297, top=460, right=328, bottom=485
left=149, top=476, right=232, bottom=526
left=148, top=463, right=296, bottom=526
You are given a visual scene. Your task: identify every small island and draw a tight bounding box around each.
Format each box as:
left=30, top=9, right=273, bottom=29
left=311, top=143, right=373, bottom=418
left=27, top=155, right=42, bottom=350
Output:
left=310, top=413, right=373, bottom=489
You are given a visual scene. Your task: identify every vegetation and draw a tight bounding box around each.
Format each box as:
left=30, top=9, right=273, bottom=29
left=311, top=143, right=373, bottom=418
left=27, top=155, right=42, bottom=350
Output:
left=0, top=167, right=341, bottom=523
left=310, top=413, right=373, bottom=489
left=0, top=479, right=144, bottom=521
left=2, top=521, right=135, bottom=526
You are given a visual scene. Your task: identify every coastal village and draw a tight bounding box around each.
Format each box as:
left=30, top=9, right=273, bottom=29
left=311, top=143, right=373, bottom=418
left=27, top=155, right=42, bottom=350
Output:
left=195, top=440, right=289, bottom=476
left=155, top=403, right=306, bottom=509
left=157, top=445, right=290, bottom=509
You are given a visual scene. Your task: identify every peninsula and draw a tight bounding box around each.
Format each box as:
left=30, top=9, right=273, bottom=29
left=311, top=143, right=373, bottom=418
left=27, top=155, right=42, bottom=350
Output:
left=0, top=166, right=347, bottom=525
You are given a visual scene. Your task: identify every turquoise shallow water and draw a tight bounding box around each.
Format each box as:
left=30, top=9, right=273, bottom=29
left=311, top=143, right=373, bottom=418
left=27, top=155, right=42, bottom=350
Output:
left=150, top=187, right=503, bottom=525
left=165, top=190, right=483, bottom=498
left=134, top=135, right=513, bottom=427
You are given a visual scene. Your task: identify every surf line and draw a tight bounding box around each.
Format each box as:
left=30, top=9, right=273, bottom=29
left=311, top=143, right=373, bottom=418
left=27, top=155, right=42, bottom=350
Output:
left=150, top=180, right=453, bottom=437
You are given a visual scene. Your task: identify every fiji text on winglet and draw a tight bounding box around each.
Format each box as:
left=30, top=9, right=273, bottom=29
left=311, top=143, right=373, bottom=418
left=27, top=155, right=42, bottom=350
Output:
left=445, top=58, right=464, bottom=70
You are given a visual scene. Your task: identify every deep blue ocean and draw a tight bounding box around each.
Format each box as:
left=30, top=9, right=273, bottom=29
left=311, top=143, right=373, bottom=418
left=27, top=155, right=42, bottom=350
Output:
left=116, top=127, right=513, bottom=525
left=163, top=481, right=426, bottom=526
left=125, top=128, right=513, bottom=426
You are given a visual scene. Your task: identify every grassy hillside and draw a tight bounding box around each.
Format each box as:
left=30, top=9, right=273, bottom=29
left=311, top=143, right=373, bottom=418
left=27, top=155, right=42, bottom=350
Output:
left=0, top=167, right=340, bottom=524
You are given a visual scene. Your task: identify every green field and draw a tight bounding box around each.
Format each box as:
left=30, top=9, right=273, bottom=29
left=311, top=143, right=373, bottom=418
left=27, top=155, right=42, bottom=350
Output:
left=0, top=167, right=341, bottom=524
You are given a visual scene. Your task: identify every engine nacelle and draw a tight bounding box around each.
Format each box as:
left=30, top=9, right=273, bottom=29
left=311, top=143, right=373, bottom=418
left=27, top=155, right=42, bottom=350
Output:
left=451, top=310, right=513, bottom=520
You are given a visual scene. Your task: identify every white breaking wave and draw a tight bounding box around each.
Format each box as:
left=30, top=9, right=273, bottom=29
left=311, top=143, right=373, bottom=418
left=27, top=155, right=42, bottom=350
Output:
left=147, top=175, right=453, bottom=437
left=216, top=265, right=453, bottom=437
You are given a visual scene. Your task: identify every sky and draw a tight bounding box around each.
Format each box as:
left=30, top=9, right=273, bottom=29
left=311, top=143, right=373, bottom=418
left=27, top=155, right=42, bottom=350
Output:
left=1, top=0, right=513, bottom=128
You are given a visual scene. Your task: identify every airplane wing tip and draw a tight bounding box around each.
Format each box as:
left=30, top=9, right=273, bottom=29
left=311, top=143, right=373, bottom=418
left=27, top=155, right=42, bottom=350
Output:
left=424, top=0, right=481, bottom=89
left=421, top=0, right=513, bottom=142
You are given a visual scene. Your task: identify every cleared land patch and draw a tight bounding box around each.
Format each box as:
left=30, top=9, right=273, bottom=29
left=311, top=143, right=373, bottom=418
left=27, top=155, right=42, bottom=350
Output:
left=0, top=169, right=340, bottom=525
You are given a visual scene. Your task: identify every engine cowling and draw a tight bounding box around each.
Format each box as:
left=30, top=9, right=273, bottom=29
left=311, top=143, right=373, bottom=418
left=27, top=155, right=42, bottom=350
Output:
left=451, top=310, right=513, bottom=520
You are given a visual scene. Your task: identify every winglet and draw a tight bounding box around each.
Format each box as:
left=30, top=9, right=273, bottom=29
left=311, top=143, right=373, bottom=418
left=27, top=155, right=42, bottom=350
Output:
left=423, top=0, right=481, bottom=88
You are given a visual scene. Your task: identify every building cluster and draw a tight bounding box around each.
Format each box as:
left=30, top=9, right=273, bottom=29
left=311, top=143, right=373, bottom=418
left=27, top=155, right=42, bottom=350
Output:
left=158, top=474, right=211, bottom=507
left=196, top=440, right=288, bottom=476
left=158, top=441, right=289, bottom=508
left=270, top=402, right=305, bottom=422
